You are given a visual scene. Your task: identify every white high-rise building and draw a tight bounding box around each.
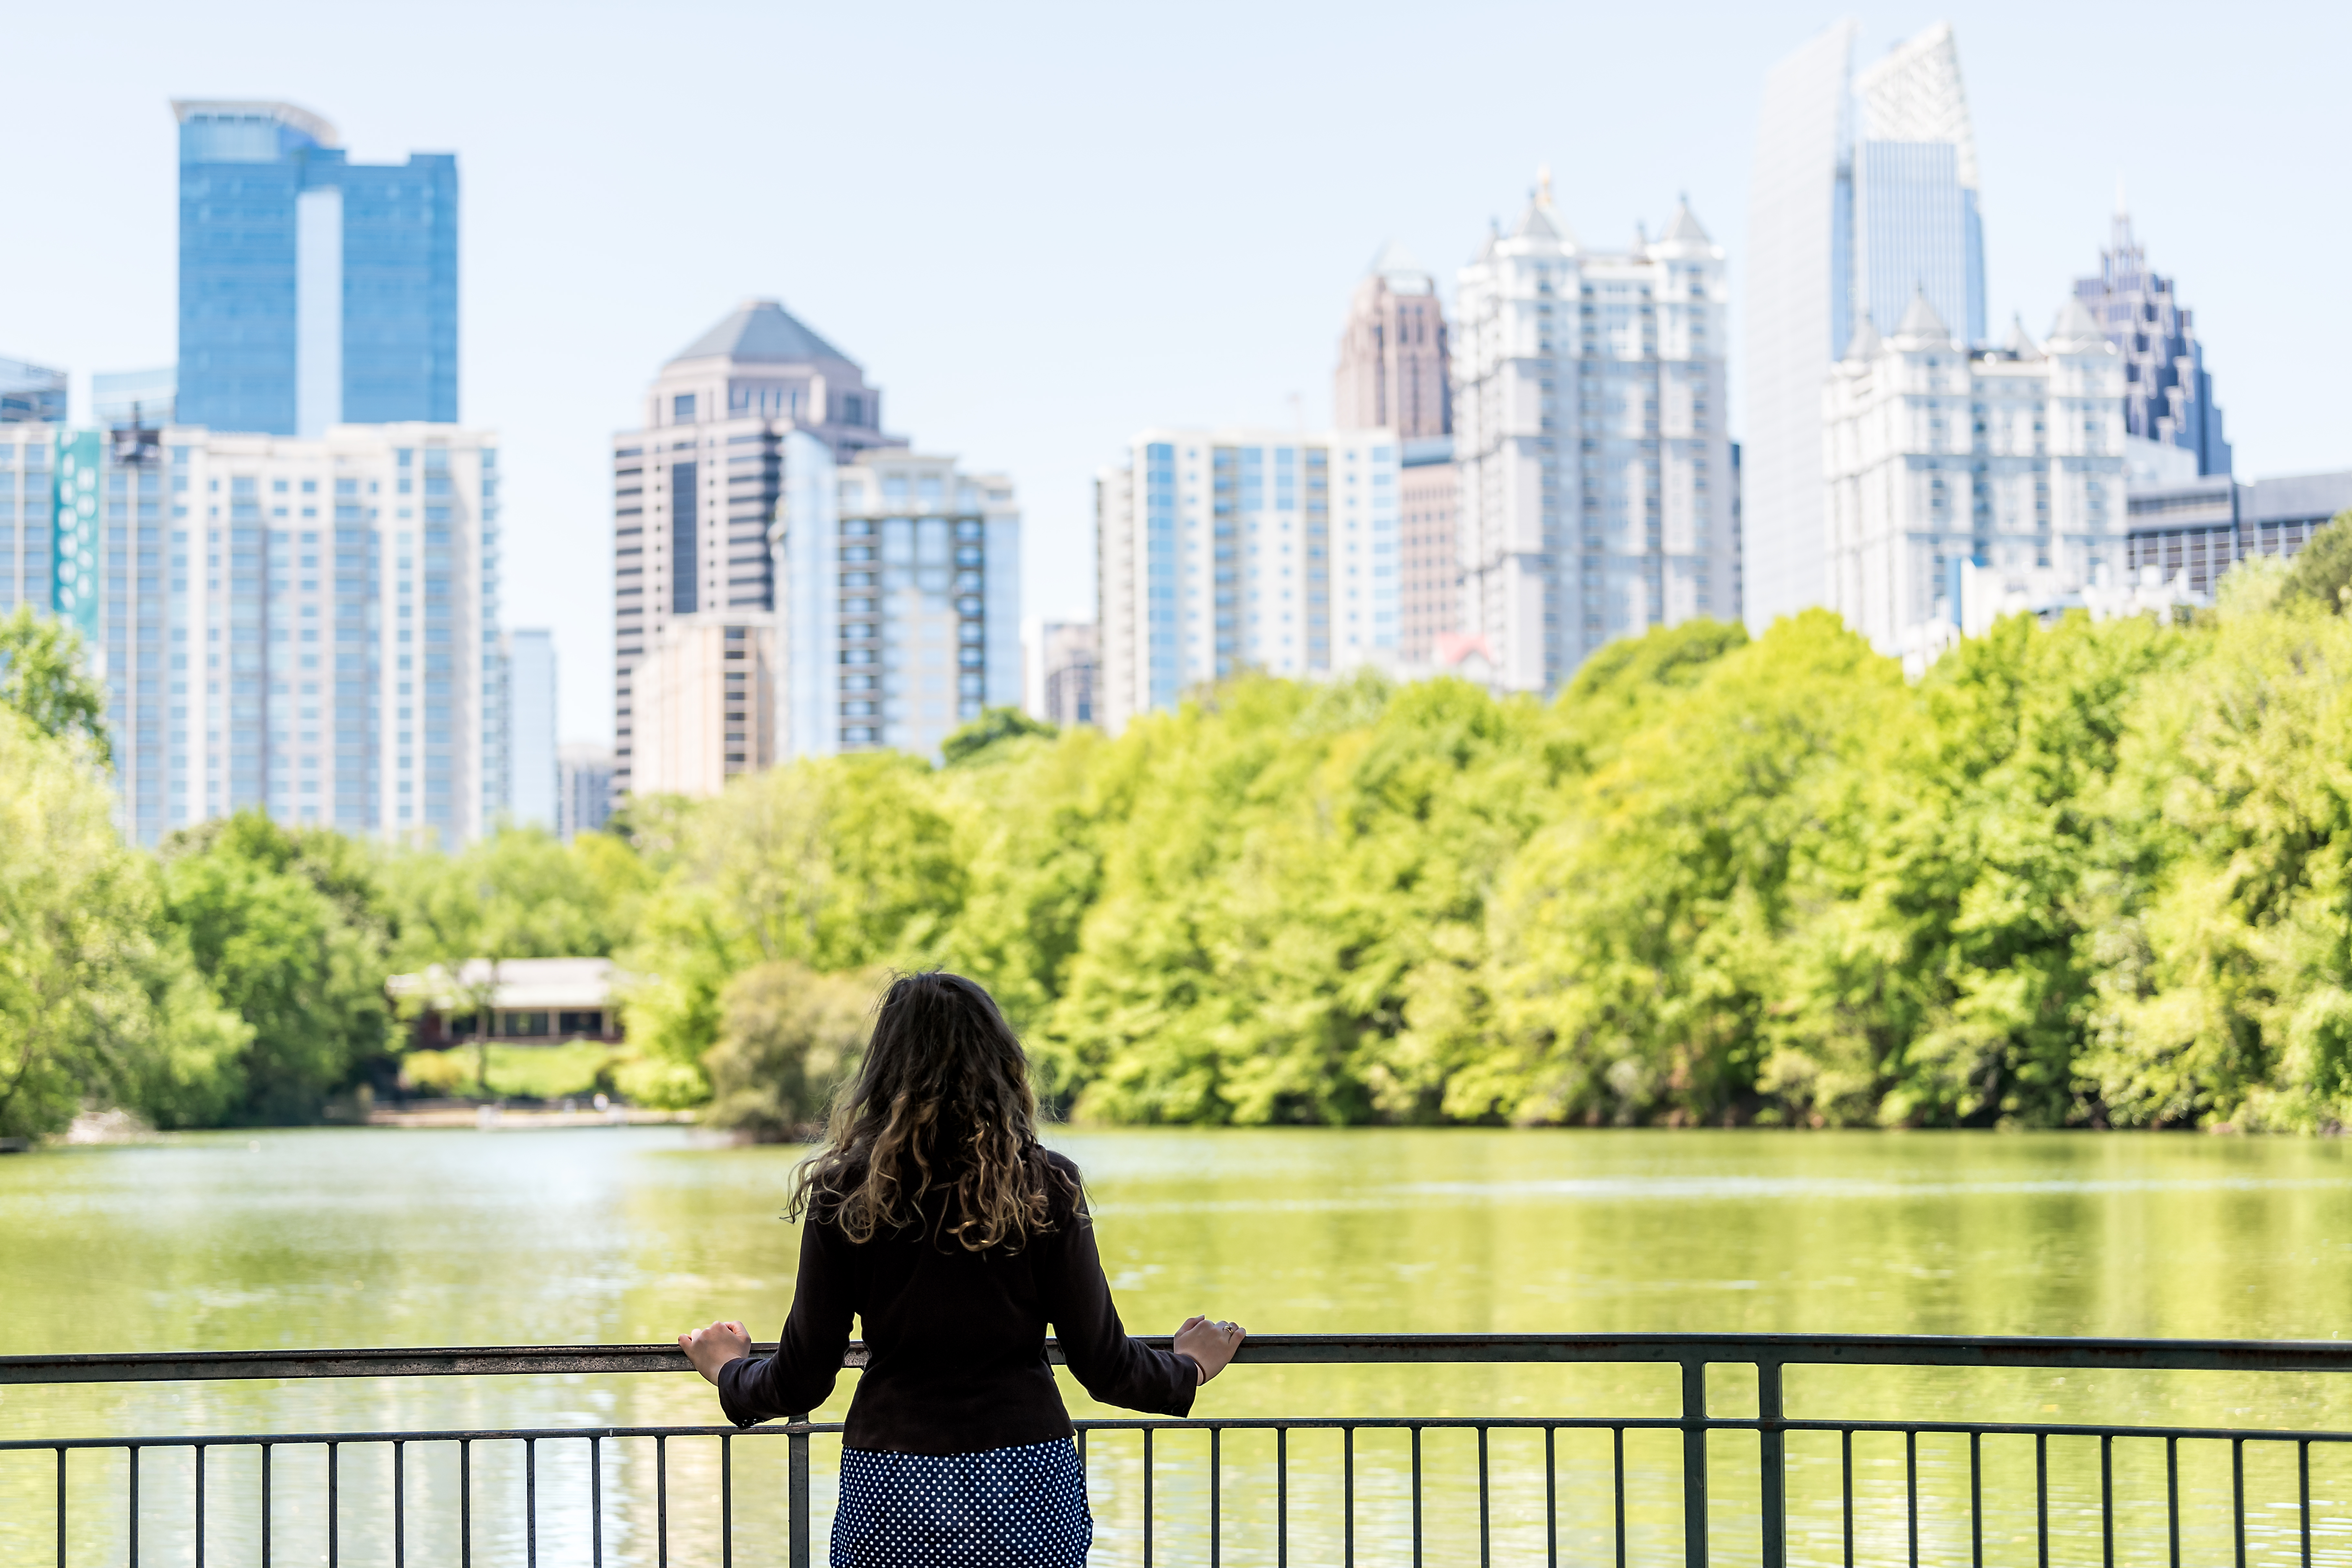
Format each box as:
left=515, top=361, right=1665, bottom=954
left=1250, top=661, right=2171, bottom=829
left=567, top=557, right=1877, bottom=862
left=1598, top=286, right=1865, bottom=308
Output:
left=773, top=438, right=1021, bottom=760
left=1826, top=296, right=2126, bottom=664
left=503, top=627, right=556, bottom=829
left=1094, top=428, right=1399, bottom=735
left=1746, top=21, right=1988, bottom=635
left=0, top=421, right=505, bottom=844
left=1453, top=181, right=1736, bottom=692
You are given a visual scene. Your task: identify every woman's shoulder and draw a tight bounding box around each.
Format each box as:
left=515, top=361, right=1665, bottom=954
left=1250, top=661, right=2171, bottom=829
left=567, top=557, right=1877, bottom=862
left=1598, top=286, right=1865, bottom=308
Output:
left=1037, top=1148, right=1089, bottom=1223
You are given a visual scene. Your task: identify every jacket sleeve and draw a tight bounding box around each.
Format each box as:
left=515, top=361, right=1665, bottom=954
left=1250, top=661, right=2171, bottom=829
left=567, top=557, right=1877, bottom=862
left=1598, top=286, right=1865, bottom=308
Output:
left=1041, top=1199, right=1199, bottom=1418
left=716, top=1216, right=855, bottom=1426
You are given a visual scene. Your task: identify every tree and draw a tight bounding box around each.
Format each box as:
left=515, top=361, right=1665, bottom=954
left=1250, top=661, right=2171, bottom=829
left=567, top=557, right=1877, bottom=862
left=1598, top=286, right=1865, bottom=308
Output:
left=2279, top=511, right=2352, bottom=615
left=623, top=754, right=964, bottom=1105
left=160, top=812, right=397, bottom=1123
left=941, top=706, right=1055, bottom=767
left=0, top=708, right=244, bottom=1138
left=0, top=606, right=111, bottom=766
left=2087, top=578, right=2352, bottom=1129
left=1478, top=612, right=1907, bottom=1125
left=702, top=962, right=876, bottom=1139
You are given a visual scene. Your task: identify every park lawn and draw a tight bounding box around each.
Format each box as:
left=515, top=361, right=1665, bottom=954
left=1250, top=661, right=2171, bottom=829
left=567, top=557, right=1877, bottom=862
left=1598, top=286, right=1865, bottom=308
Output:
left=401, top=1042, right=620, bottom=1101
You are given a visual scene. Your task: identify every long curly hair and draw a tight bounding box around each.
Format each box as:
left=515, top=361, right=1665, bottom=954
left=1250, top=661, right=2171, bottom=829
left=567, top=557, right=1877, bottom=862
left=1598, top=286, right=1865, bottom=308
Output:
left=788, top=971, right=1071, bottom=1251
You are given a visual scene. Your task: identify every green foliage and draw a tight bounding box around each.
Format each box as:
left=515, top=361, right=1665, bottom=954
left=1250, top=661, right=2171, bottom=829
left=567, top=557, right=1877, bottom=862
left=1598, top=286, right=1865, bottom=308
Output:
left=0, top=709, right=244, bottom=1137
left=160, top=812, right=398, bottom=1124
left=0, top=606, right=112, bottom=767
left=2085, top=596, right=2352, bottom=1129
left=2280, top=511, right=2352, bottom=615
left=702, top=962, right=876, bottom=1138
left=25, top=585, right=2352, bottom=1136
left=620, top=756, right=961, bottom=1105
left=941, top=706, right=1056, bottom=766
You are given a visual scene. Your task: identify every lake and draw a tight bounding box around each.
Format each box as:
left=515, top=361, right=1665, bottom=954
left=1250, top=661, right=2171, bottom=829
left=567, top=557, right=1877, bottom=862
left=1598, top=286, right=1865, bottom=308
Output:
left=7, top=1126, right=2352, bottom=1564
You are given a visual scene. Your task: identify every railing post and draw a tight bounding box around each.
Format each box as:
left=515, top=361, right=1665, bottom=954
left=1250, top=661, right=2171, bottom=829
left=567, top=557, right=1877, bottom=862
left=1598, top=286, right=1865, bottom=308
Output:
left=789, top=1414, right=811, bottom=1568
left=1682, top=1359, right=1709, bottom=1568
left=1759, top=1361, right=1786, bottom=1568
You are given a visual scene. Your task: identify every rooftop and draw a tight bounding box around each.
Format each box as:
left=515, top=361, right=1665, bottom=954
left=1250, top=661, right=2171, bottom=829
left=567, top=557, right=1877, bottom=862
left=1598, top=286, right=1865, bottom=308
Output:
left=671, top=299, right=856, bottom=369
left=387, top=957, right=625, bottom=1011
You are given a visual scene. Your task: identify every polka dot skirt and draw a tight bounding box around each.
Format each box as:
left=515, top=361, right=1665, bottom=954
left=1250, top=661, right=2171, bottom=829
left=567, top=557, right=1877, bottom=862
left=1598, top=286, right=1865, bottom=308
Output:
left=833, top=1438, right=1093, bottom=1568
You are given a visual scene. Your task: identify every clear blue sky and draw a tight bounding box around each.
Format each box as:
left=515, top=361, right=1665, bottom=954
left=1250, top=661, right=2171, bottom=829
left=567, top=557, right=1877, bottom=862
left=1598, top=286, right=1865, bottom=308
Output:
left=3, top=1, right=2341, bottom=743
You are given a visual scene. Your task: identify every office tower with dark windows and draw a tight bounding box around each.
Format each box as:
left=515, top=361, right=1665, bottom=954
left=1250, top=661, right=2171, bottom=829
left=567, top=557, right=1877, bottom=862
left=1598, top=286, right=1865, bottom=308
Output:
left=1, top=357, right=67, bottom=424
left=1745, top=22, right=1987, bottom=633
left=609, top=299, right=906, bottom=793
left=2075, top=205, right=2231, bottom=479
left=174, top=101, right=457, bottom=436
left=1452, top=182, right=1735, bottom=693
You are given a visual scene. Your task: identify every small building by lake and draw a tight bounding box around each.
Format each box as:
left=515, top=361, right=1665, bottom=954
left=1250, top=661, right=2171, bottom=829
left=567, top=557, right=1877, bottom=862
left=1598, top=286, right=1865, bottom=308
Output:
left=387, top=958, right=626, bottom=1047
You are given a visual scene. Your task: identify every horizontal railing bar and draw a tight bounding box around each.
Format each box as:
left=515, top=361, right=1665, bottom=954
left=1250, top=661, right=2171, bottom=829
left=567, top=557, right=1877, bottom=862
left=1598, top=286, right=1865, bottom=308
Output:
left=16, top=1331, right=2352, bottom=1386
left=16, top=1414, right=2352, bottom=1455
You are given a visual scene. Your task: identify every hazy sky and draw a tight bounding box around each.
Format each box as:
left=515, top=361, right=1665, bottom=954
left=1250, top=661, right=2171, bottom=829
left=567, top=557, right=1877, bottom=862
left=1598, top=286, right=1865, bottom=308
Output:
left=3, top=1, right=2342, bottom=743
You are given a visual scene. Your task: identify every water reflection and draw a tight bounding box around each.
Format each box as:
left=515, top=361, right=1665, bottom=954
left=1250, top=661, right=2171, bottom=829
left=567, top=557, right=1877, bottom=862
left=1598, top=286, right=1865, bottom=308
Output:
left=6, top=1126, right=2352, bottom=1563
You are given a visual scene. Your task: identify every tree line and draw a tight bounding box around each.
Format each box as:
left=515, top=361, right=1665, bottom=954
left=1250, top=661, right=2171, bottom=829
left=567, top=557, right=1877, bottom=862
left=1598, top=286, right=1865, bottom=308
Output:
left=5, top=518, right=2352, bottom=1139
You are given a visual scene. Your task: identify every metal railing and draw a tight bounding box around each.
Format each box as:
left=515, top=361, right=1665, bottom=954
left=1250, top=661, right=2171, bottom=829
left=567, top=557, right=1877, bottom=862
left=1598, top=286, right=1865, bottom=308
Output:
left=8, top=1332, right=2352, bottom=1566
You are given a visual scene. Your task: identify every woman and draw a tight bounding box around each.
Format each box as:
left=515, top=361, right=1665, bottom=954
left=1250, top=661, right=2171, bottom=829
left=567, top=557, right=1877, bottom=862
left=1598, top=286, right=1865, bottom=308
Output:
left=679, top=970, right=1246, bottom=1567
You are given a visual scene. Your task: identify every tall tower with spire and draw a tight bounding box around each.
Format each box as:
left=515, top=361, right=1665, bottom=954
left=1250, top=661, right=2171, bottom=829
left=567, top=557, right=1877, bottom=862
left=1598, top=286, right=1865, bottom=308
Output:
left=2072, top=205, right=2231, bottom=476
left=1333, top=242, right=1456, bottom=661
left=1453, top=178, right=1736, bottom=691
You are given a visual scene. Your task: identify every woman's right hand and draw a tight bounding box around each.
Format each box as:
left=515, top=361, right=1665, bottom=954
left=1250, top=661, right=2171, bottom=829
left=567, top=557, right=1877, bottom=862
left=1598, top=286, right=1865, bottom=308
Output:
left=1173, top=1314, right=1247, bottom=1383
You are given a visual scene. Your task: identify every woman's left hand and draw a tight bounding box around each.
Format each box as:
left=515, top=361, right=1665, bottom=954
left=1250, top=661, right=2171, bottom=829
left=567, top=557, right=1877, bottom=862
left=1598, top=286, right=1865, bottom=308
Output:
left=679, top=1319, right=752, bottom=1385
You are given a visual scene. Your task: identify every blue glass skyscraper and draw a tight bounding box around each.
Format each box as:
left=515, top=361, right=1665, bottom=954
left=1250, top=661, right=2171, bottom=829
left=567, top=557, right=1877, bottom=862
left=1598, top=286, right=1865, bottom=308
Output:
left=1745, top=21, right=1988, bottom=633
left=175, top=101, right=456, bottom=436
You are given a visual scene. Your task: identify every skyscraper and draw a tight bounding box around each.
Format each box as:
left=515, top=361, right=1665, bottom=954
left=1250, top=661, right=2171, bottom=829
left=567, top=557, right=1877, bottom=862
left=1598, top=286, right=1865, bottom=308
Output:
left=1453, top=183, right=1735, bottom=692
left=631, top=612, right=778, bottom=795
left=1, top=357, right=67, bottom=424
left=1745, top=22, right=1987, bottom=633
left=2075, top=206, right=2231, bottom=477
left=504, top=628, right=557, bottom=830
left=1334, top=244, right=1458, bottom=664
left=1334, top=244, right=1451, bottom=438
left=0, top=420, right=505, bottom=845
left=775, top=443, right=1020, bottom=760
left=556, top=744, right=615, bottom=841
left=1095, top=428, right=1399, bottom=734
left=1826, top=297, right=2126, bottom=663
left=174, top=101, right=457, bottom=437
left=1852, top=26, right=1986, bottom=350
left=610, top=300, right=904, bottom=793
left=1025, top=620, right=1097, bottom=728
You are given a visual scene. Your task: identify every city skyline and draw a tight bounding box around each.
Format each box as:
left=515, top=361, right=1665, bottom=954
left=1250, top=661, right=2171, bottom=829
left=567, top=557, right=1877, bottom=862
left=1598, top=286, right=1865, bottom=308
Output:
left=3, top=2, right=2345, bottom=743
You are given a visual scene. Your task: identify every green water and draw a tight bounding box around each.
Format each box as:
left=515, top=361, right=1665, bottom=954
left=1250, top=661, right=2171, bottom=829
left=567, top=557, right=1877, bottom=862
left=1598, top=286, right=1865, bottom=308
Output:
left=7, top=1127, right=2352, bottom=1564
